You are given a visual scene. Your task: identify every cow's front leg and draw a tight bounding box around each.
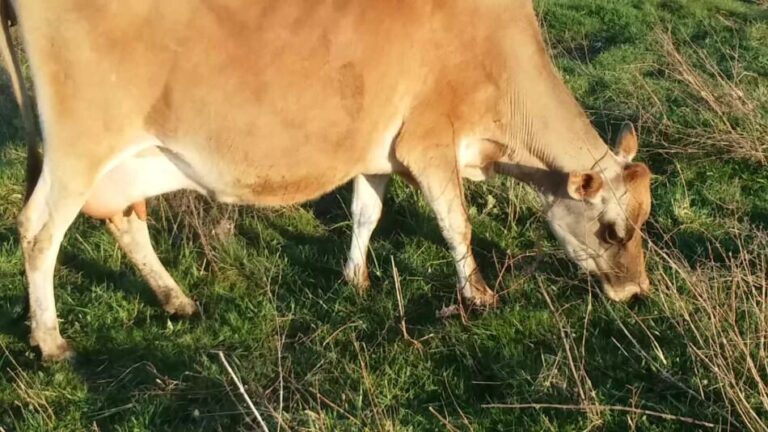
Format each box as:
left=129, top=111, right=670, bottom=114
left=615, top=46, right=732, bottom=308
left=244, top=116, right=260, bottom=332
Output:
left=106, top=205, right=198, bottom=316
left=394, top=110, right=497, bottom=306
left=417, top=172, right=497, bottom=306
left=344, top=174, right=389, bottom=292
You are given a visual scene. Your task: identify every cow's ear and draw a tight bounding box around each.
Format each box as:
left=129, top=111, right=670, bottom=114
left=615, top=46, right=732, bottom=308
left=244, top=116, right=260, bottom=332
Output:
left=567, top=171, right=604, bottom=201
left=615, top=122, right=638, bottom=163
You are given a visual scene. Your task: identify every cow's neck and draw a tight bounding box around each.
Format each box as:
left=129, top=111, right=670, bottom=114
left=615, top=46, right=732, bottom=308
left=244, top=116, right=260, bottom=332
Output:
left=509, top=91, right=614, bottom=173
left=496, top=48, right=621, bottom=195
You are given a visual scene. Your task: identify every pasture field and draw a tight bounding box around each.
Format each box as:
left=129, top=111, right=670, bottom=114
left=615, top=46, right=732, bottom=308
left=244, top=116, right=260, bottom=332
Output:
left=1, top=0, right=767, bottom=430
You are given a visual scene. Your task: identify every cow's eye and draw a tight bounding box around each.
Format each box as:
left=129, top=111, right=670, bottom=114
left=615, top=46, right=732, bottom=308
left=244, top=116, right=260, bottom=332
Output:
left=601, top=224, right=623, bottom=245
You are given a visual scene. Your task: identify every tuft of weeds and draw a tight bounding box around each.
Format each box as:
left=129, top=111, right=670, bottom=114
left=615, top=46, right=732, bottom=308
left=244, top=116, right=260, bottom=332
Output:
left=154, top=192, right=241, bottom=271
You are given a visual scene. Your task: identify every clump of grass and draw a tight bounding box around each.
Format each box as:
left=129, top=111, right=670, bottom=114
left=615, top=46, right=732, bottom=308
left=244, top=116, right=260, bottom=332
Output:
left=154, top=192, right=241, bottom=271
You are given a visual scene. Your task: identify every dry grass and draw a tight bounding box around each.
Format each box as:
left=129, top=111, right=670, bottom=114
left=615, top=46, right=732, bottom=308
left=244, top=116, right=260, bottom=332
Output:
left=645, top=231, right=768, bottom=432
left=641, top=29, right=767, bottom=165
left=154, top=191, right=241, bottom=270
left=536, top=279, right=601, bottom=427
left=616, top=28, right=768, bottom=430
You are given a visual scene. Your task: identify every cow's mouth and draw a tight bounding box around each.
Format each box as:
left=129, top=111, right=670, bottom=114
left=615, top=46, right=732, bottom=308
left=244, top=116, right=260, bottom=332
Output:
left=601, top=279, right=650, bottom=302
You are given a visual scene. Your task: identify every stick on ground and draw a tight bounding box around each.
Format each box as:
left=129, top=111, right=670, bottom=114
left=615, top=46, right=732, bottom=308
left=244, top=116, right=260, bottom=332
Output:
left=217, top=351, right=270, bottom=432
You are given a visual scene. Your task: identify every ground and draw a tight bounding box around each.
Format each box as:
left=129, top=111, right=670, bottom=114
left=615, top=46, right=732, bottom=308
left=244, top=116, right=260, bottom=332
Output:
left=1, top=0, right=767, bottom=431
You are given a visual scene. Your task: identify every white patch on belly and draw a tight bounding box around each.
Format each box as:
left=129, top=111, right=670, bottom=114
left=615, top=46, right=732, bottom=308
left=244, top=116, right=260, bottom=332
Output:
left=83, top=136, right=203, bottom=218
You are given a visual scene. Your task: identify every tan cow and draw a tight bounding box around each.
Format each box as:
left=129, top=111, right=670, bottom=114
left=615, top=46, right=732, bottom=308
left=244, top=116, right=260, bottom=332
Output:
left=1, top=0, right=652, bottom=361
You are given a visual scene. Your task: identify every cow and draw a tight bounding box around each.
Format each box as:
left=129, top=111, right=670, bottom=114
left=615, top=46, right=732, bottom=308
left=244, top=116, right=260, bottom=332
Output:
left=0, top=0, right=652, bottom=361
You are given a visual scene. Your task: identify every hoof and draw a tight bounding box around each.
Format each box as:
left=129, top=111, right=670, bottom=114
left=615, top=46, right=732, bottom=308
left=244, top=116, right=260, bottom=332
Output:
left=39, top=338, right=75, bottom=362
left=469, top=290, right=498, bottom=307
left=344, top=262, right=370, bottom=293
left=164, top=297, right=199, bottom=317
left=463, top=273, right=498, bottom=308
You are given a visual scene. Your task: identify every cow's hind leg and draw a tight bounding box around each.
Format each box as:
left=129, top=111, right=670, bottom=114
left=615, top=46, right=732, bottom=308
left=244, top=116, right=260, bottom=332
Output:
left=19, top=161, right=100, bottom=361
left=106, top=207, right=198, bottom=316
left=344, top=174, right=389, bottom=291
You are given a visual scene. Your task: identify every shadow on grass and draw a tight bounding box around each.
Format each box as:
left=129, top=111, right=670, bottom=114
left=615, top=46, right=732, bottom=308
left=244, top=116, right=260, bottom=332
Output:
left=3, top=332, right=248, bottom=430
left=0, top=166, right=721, bottom=431
left=70, top=342, right=244, bottom=430
left=60, top=251, right=169, bottom=312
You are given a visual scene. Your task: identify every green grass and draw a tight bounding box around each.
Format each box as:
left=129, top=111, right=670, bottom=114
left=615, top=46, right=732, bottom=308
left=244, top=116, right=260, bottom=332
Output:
left=1, top=1, right=767, bottom=430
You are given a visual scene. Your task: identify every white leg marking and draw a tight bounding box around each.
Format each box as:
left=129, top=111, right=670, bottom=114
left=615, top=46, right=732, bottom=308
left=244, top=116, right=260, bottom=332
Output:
left=429, top=194, right=481, bottom=299
left=344, top=174, right=389, bottom=290
left=418, top=175, right=497, bottom=306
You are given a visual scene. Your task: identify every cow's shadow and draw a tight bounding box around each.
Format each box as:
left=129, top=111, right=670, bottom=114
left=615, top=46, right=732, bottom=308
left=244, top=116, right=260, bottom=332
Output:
left=0, top=84, right=22, bottom=148
left=1, top=332, right=246, bottom=431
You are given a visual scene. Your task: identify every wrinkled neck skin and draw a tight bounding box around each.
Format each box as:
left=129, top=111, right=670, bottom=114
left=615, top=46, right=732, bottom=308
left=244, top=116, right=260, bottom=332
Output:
left=490, top=17, right=624, bottom=200
left=494, top=64, right=622, bottom=203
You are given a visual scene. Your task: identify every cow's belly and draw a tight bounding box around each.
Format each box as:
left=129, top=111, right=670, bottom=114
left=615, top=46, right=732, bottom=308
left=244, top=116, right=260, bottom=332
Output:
left=155, top=113, right=406, bottom=206
left=183, top=156, right=360, bottom=206
left=82, top=124, right=399, bottom=218
left=83, top=149, right=360, bottom=218
left=170, top=139, right=396, bottom=206
left=82, top=115, right=498, bottom=218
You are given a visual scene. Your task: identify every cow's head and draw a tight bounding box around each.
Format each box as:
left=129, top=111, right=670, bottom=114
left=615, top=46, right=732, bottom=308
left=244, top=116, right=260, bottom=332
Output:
left=545, top=123, right=652, bottom=301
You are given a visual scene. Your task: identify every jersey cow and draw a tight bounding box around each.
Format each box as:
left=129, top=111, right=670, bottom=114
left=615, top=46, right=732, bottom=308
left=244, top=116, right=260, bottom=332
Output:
left=1, top=0, right=652, bottom=361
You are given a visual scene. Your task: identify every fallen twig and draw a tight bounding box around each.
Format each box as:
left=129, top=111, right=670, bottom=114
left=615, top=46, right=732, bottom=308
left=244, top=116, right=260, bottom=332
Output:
left=391, top=257, right=426, bottom=351
left=217, top=351, right=270, bottom=432
left=428, top=406, right=461, bottom=432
